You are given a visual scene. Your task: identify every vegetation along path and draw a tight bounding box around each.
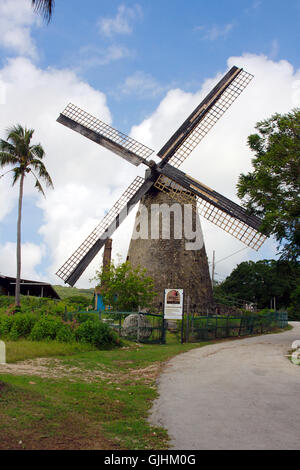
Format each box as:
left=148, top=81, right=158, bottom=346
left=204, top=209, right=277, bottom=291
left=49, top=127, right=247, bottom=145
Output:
left=149, top=322, right=300, bottom=450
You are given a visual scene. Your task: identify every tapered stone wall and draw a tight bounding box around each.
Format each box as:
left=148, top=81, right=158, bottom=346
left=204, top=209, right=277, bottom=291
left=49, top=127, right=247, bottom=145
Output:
left=126, top=186, right=213, bottom=313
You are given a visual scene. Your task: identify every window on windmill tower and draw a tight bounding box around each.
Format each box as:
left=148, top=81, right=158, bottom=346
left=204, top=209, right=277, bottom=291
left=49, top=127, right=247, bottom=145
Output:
left=167, top=290, right=181, bottom=304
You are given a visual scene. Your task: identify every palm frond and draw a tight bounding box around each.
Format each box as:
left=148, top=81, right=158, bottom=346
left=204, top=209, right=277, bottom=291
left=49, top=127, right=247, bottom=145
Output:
left=24, top=128, right=35, bottom=148
left=0, top=151, right=19, bottom=167
left=6, top=124, right=25, bottom=141
left=32, top=0, right=55, bottom=23
left=30, top=169, right=46, bottom=197
left=30, top=159, right=54, bottom=188
left=6, top=125, right=28, bottom=156
left=30, top=144, right=45, bottom=160
left=12, top=167, right=23, bottom=186
left=34, top=178, right=46, bottom=197
left=0, top=139, right=18, bottom=156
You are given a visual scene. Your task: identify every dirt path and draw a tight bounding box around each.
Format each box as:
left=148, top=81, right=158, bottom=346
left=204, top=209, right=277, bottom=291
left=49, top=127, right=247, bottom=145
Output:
left=0, top=357, right=160, bottom=385
left=149, top=323, right=300, bottom=450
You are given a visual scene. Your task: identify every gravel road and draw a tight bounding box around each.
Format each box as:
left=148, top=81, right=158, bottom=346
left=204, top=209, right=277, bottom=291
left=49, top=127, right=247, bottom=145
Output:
left=149, top=322, right=300, bottom=450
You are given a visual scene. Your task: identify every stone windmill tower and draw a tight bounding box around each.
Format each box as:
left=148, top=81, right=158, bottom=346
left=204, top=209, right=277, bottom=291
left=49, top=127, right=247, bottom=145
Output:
left=55, top=66, right=267, bottom=313
left=126, top=184, right=213, bottom=312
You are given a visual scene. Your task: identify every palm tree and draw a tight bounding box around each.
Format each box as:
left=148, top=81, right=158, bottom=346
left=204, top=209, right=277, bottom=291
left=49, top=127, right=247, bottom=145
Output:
left=0, top=125, right=53, bottom=307
left=31, top=0, right=55, bottom=23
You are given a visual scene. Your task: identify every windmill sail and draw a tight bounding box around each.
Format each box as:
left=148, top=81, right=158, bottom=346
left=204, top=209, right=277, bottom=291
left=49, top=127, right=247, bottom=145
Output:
left=56, top=175, right=155, bottom=286
left=158, top=67, right=253, bottom=169
left=154, top=168, right=267, bottom=250
left=57, top=103, right=154, bottom=166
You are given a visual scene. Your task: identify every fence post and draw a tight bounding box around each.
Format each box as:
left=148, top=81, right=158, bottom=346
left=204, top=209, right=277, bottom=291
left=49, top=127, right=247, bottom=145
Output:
left=238, top=316, right=242, bottom=336
left=185, top=295, right=190, bottom=343
left=250, top=315, right=254, bottom=335
left=181, top=311, right=185, bottom=344
left=137, top=313, right=141, bottom=343
left=161, top=314, right=166, bottom=344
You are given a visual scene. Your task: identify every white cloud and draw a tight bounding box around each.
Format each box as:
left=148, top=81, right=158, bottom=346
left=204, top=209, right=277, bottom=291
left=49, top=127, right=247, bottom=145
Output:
left=98, top=4, right=142, bottom=37
left=246, top=0, right=262, bottom=12
left=196, top=23, right=234, bottom=41
left=0, top=241, right=44, bottom=280
left=120, top=71, right=164, bottom=97
left=1, top=53, right=300, bottom=288
left=269, top=39, right=279, bottom=59
left=0, top=0, right=38, bottom=59
left=77, top=44, right=134, bottom=69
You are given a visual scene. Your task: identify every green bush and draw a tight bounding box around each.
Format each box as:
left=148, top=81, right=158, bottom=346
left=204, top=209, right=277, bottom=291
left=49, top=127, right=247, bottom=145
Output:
left=0, top=313, right=39, bottom=340
left=0, top=295, right=82, bottom=319
left=0, top=315, right=14, bottom=338
left=29, top=315, right=65, bottom=341
left=56, top=325, right=75, bottom=343
left=288, top=286, right=300, bottom=321
left=64, top=295, right=92, bottom=307
left=8, top=313, right=38, bottom=340
left=75, top=319, right=120, bottom=349
left=74, top=312, right=99, bottom=324
left=258, top=308, right=274, bottom=316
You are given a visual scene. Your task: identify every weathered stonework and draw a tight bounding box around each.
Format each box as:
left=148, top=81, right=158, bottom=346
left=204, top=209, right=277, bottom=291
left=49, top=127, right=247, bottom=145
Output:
left=126, top=186, right=213, bottom=313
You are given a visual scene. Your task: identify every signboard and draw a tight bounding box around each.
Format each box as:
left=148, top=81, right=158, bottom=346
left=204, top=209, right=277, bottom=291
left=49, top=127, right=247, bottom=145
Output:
left=164, top=289, right=184, bottom=320
left=0, top=341, right=5, bottom=364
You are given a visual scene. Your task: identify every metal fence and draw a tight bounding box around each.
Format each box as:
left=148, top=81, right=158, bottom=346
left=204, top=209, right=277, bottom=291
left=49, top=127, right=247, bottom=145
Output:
left=64, top=309, right=166, bottom=344
left=64, top=308, right=288, bottom=345
left=182, top=311, right=288, bottom=343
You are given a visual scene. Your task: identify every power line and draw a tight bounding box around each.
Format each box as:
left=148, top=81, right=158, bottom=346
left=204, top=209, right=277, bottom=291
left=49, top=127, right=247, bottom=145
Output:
left=214, top=246, right=248, bottom=266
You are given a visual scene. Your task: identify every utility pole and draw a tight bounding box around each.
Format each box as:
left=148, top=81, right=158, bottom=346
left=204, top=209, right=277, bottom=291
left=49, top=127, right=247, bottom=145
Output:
left=212, top=250, right=216, bottom=289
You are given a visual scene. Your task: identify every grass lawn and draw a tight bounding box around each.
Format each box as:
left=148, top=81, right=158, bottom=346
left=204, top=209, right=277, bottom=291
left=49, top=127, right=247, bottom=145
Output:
left=5, top=340, right=96, bottom=363
left=0, top=334, right=208, bottom=450
left=0, top=325, right=291, bottom=450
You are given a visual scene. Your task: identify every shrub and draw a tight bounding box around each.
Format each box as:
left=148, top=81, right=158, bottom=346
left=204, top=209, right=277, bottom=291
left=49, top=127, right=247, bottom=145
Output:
left=75, top=319, right=120, bottom=349
left=64, top=295, right=92, bottom=307
left=56, top=325, right=75, bottom=343
left=0, top=315, right=14, bottom=338
left=74, top=312, right=99, bottom=324
left=258, top=308, right=274, bottom=316
left=30, top=315, right=65, bottom=341
left=288, top=286, right=300, bottom=321
left=8, top=313, right=38, bottom=340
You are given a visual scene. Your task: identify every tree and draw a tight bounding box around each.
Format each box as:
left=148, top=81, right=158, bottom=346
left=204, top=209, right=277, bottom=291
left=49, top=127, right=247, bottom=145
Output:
left=237, top=109, right=300, bottom=261
left=0, top=125, right=53, bottom=307
left=31, top=0, right=54, bottom=23
left=288, top=286, right=300, bottom=321
left=217, top=259, right=299, bottom=310
left=93, top=261, right=157, bottom=312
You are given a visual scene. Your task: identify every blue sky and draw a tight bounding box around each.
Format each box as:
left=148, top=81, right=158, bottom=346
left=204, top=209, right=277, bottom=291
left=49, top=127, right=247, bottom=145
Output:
left=24, top=0, right=300, bottom=130
left=0, top=0, right=299, bottom=286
